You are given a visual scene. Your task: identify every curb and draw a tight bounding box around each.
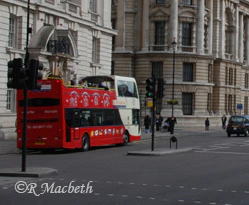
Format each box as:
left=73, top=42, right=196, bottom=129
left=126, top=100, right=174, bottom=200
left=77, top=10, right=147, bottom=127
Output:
left=0, top=167, right=58, bottom=178
left=127, top=147, right=193, bottom=156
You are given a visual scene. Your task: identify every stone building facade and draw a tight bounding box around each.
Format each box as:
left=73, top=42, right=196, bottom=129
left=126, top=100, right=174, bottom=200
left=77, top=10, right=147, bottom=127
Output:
left=111, top=0, right=249, bottom=126
left=0, top=0, right=116, bottom=139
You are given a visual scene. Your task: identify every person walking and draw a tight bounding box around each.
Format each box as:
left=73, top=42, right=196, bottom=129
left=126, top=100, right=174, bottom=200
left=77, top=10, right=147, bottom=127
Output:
left=155, top=114, right=160, bottom=131
left=159, top=114, right=163, bottom=131
left=221, top=114, right=227, bottom=130
left=144, top=115, right=151, bottom=134
left=205, top=118, right=210, bottom=131
left=169, top=116, right=177, bottom=134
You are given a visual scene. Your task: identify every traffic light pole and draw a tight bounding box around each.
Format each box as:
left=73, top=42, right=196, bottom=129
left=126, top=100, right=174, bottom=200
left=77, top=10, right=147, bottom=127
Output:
left=151, top=75, right=156, bottom=151
left=22, top=86, right=28, bottom=172
left=21, top=0, right=30, bottom=172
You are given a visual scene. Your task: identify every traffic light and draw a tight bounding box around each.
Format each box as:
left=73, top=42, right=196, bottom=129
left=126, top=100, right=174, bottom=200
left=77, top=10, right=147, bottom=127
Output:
left=7, top=58, right=22, bottom=89
left=146, top=78, right=155, bottom=98
left=27, top=59, right=43, bottom=90
left=157, top=78, right=166, bottom=98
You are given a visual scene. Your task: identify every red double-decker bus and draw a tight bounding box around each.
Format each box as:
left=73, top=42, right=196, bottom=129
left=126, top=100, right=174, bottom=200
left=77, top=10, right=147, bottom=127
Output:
left=16, top=75, right=141, bottom=151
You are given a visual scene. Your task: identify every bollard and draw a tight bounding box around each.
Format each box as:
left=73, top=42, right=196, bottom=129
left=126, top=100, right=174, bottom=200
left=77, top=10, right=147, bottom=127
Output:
left=169, top=136, right=177, bottom=149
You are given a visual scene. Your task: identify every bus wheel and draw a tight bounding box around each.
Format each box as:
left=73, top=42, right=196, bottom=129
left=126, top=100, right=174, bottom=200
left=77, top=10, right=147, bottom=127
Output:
left=82, top=134, right=90, bottom=151
left=123, top=131, right=129, bottom=146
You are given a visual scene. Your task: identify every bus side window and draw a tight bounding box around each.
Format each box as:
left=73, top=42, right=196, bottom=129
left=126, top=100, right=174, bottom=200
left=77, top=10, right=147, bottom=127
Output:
left=80, top=112, right=89, bottom=127
left=74, top=111, right=80, bottom=127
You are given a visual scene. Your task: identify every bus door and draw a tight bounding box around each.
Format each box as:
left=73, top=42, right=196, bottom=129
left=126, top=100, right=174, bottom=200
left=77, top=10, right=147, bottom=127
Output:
left=65, top=109, right=80, bottom=143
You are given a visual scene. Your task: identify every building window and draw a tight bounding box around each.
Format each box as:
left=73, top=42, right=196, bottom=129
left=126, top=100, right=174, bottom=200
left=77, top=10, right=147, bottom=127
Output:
left=182, top=23, right=192, bottom=46
left=245, top=73, right=249, bottom=88
left=208, top=64, right=213, bottom=83
left=225, top=67, right=228, bottom=85
left=233, top=95, right=236, bottom=114
left=89, top=0, right=97, bottom=13
left=182, top=93, right=193, bottom=115
left=92, top=37, right=100, bottom=64
left=234, top=69, right=236, bottom=86
left=244, top=97, right=248, bottom=115
left=111, top=61, right=114, bottom=75
left=111, top=19, right=116, bottom=51
left=154, top=22, right=165, bottom=51
left=156, top=0, right=165, bottom=4
left=9, top=17, right=16, bottom=47
left=183, top=0, right=192, bottom=5
left=6, top=89, right=16, bottom=112
left=183, top=63, right=194, bottom=82
left=229, top=68, right=233, bottom=86
left=225, top=94, right=228, bottom=114
left=228, top=95, right=232, bottom=114
left=207, top=93, right=212, bottom=113
left=204, top=25, right=208, bottom=51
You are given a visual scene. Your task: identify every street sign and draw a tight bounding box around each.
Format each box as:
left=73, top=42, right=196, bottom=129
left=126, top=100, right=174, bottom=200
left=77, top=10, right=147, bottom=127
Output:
left=237, top=104, right=243, bottom=109
left=147, top=99, right=153, bottom=107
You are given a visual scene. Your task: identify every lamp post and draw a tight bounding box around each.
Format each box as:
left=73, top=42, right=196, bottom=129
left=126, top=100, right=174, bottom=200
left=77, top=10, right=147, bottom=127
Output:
left=171, top=39, right=177, bottom=117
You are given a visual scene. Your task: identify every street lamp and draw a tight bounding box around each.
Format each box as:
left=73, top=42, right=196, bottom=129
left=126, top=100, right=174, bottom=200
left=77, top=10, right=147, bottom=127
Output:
left=171, top=39, right=177, bottom=117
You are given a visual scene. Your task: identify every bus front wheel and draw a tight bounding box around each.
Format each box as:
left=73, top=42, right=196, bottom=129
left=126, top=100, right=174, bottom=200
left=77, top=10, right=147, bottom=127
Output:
left=123, top=131, right=129, bottom=146
left=82, top=134, right=90, bottom=151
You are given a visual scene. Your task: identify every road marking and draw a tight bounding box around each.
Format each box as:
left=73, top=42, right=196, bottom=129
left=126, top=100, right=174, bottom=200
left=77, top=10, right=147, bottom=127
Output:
left=195, top=151, right=249, bottom=155
left=179, top=200, right=184, bottom=202
left=94, top=193, right=100, bottom=196
left=218, top=189, right=223, bottom=192
left=108, top=194, right=114, bottom=197
left=179, top=186, right=185, bottom=189
left=194, top=201, right=201, bottom=204
left=122, top=195, right=128, bottom=197
left=137, top=196, right=143, bottom=199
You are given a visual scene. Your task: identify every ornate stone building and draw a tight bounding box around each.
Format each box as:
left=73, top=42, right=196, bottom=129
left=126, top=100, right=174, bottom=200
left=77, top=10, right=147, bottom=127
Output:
left=111, top=0, right=249, bottom=125
left=0, top=0, right=116, bottom=139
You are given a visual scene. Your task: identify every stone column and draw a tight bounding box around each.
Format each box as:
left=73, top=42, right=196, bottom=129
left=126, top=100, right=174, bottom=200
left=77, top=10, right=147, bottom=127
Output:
left=219, top=0, right=225, bottom=58
left=170, top=0, right=178, bottom=47
left=234, top=4, right=239, bottom=61
left=208, top=0, right=213, bottom=55
left=141, top=0, right=149, bottom=51
left=247, top=17, right=249, bottom=65
left=197, top=0, right=204, bottom=54
left=115, top=0, right=125, bottom=51
left=239, top=13, right=244, bottom=63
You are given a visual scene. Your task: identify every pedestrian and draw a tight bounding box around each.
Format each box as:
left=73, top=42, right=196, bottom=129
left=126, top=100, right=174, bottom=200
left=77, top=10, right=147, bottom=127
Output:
left=205, top=118, right=210, bottom=131
left=155, top=114, right=160, bottom=131
left=144, top=115, right=151, bottom=134
left=169, top=116, right=177, bottom=134
left=221, top=114, right=227, bottom=130
left=159, top=114, right=163, bottom=131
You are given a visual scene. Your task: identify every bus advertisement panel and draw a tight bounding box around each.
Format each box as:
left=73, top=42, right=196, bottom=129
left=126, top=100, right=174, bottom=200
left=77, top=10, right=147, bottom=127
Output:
left=16, top=75, right=141, bottom=151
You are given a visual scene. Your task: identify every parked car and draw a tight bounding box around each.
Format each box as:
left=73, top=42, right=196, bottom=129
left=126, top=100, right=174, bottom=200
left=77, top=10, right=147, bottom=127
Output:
left=226, top=115, right=249, bottom=137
